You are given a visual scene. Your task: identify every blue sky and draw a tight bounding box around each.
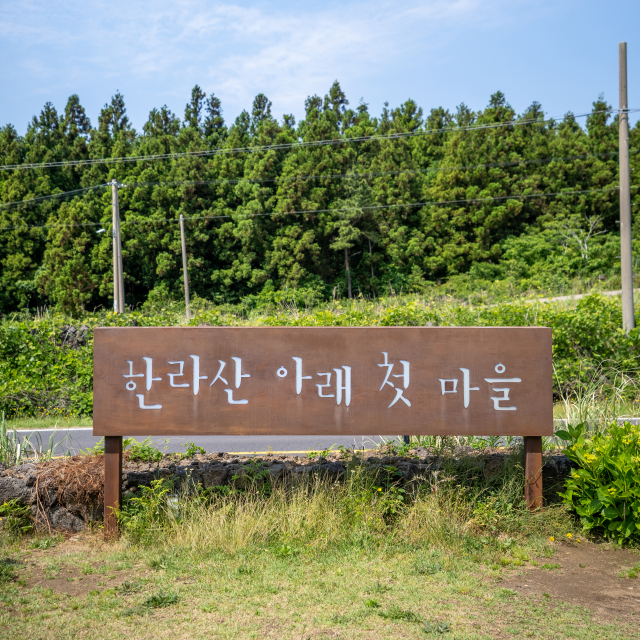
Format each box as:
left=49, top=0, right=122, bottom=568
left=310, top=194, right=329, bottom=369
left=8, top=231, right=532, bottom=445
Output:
left=1, top=0, right=639, bottom=134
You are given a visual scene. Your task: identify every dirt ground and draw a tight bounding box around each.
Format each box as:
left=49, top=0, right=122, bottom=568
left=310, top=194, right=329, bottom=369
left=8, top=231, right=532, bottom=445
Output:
left=501, top=541, right=640, bottom=621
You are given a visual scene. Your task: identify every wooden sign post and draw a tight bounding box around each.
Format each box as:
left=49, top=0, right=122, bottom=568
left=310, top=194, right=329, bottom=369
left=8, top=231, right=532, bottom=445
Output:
left=94, top=326, right=552, bottom=538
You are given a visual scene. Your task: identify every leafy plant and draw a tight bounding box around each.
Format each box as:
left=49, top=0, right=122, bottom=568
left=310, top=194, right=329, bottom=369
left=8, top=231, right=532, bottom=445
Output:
left=0, top=558, right=18, bottom=584
left=378, top=605, right=422, bottom=622
left=143, top=591, right=178, bottom=608
left=29, top=535, right=60, bottom=549
left=414, top=559, right=443, bottom=575
left=181, top=442, right=206, bottom=459
left=124, top=437, right=164, bottom=463
left=558, top=421, right=640, bottom=542
left=486, top=436, right=502, bottom=448
left=307, top=447, right=334, bottom=460
left=0, top=499, right=33, bottom=535
left=423, top=620, right=451, bottom=635
left=619, top=563, right=640, bottom=579
left=83, top=438, right=105, bottom=456
left=148, top=552, right=179, bottom=572
left=0, top=411, right=21, bottom=466
left=117, top=478, right=174, bottom=543
left=117, top=580, right=143, bottom=594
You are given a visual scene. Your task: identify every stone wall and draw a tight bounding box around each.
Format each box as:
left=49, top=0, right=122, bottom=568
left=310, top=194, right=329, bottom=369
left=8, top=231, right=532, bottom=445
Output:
left=0, top=447, right=576, bottom=533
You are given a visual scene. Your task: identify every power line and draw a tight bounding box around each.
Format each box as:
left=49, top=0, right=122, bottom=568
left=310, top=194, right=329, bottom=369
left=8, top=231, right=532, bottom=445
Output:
left=1, top=149, right=631, bottom=211
left=0, top=185, right=634, bottom=232
left=0, top=184, right=108, bottom=210
left=121, top=150, right=629, bottom=189
left=1, top=108, right=635, bottom=173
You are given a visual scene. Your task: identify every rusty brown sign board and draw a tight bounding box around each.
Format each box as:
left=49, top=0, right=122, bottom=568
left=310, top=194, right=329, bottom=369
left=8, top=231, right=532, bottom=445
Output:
left=93, top=326, right=552, bottom=437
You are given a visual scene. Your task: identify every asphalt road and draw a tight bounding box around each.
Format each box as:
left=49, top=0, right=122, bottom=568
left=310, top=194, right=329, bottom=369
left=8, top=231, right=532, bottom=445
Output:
left=13, top=429, right=392, bottom=456
left=14, top=418, right=640, bottom=457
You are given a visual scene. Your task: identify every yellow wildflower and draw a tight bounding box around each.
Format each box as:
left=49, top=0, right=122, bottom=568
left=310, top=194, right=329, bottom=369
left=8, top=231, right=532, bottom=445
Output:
left=566, top=533, right=572, bottom=538
left=549, top=536, right=555, bottom=542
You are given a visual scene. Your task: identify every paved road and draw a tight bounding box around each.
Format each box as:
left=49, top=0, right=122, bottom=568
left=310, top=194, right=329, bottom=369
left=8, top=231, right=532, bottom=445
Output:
left=13, top=418, right=640, bottom=457
left=13, top=429, right=392, bottom=456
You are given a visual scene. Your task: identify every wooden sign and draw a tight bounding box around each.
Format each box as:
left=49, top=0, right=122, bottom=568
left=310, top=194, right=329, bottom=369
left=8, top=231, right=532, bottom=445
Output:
left=93, top=326, right=552, bottom=437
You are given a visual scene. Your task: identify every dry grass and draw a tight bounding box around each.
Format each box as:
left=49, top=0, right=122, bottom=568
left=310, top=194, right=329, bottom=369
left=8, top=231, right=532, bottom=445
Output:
left=134, top=466, right=575, bottom=562
left=34, top=455, right=103, bottom=532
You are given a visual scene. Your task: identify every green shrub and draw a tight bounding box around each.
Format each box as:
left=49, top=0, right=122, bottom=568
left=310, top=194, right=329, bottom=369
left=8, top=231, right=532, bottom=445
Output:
left=2, top=293, right=640, bottom=419
left=558, top=421, right=640, bottom=543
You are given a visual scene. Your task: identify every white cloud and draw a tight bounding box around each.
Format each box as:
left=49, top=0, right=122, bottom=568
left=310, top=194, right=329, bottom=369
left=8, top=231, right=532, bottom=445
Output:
left=0, top=0, right=536, bottom=123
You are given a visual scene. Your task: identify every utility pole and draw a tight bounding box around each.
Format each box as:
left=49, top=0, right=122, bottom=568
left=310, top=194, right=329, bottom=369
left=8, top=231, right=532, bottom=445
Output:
left=620, top=42, right=634, bottom=332
left=111, top=179, right=125, bottom=314
left=179, top=214, right=191, bottom=320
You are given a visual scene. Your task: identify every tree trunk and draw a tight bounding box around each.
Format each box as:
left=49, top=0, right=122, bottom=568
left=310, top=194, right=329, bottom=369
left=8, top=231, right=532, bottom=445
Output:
left=345, top=247, right=352, bottom=299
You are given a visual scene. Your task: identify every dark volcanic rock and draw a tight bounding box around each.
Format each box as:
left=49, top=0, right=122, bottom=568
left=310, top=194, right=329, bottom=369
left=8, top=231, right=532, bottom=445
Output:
left=0, top=476, right=33, bottom=505
left=1, top=449, right=576, bottom=532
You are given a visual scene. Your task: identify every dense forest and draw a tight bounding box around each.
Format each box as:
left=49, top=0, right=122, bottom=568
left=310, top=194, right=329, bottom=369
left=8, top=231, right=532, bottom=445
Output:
left=0, top=81, right=638, bottom=315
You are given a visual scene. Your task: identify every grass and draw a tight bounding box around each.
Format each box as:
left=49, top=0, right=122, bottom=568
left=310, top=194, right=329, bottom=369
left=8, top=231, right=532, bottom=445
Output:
left=3, top=415, right=93, bottom=431
left=1, top=535, right=636, bottom=639
left=1, top=459, right=639, bottom=639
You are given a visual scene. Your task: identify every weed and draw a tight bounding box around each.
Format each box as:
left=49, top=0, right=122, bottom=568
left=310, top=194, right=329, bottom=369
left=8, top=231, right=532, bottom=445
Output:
left=307, top=447, right=334, bottom=460
left=414, top=560, right=443, bottom=575
left=237, top=564, right=253, bottom=575
left=124, top=437, right=164, bottom=463
left=273, top=543, right=294, bottom=558
left=541, top=563, right=560, bottom=570
left=80, top=563, right=95, bottom=575
left=379, top=605, right=422, bottom=622
left=83, top=438, right=104, bottom=456
left=367, top=581, right=391, bottom=594
left=0, top=558, right=18, bottom=584
left=619, top=563, right=640, bottom=579
left=0, top=411, right=21, bottom=466
left=181, top=442, right=206, bottom=459
left=143, top=591, right=178, bottom=608
left=364, top=599, right=380, bottom=608
left=231, top=461, right=272, bottom=495
left=117, top=580, right=143, bottom=594
left=485, top=435, right=502, bottom=448
left=0, top=499, right=33, bottom=535
left=148, top=552, right=178, bottom=571
left=30, top=536, right=61, bottom=550
left=423, top=620, right=451, bottom=634
left=118, top=479, right=174, bottom=544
